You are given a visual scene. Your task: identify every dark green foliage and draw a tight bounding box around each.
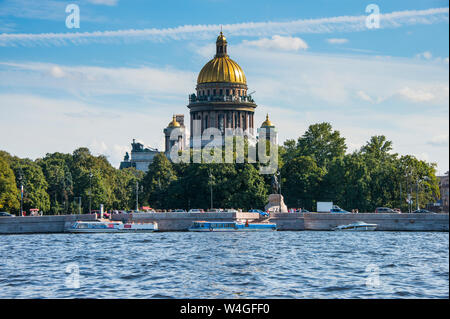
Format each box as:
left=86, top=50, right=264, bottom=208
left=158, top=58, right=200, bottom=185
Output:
left=0, top=123, right=441, bottom=214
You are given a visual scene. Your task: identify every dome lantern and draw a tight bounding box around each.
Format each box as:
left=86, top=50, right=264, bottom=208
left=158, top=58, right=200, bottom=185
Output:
left=196, top=32, right=247, bottom=85
left=215, top=31, right=227, bottom=57
left=168, top=115, right=181, bottom=128
left=261, top=114, right=275, bottom=127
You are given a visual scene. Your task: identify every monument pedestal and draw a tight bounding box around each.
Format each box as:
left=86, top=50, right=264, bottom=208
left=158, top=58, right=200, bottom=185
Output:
left=265, top=194, right=288, bottom=213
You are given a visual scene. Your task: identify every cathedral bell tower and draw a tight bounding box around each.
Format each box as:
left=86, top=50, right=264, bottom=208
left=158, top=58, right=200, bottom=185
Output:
left=188, top=32, right=257, bottom=147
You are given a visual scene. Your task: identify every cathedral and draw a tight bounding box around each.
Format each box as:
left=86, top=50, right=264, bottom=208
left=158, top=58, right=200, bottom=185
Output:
left=121, top=32, right=277, bottom=171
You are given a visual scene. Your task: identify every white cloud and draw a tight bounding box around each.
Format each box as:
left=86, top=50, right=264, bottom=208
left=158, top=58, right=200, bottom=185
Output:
left=242, top=35, right=308, bottom=51
left=427, top=134, right=449, bottom=147
left=1, top=42, right=448, bottom=172
left=416, top=51, right=433, bottom=60
left=397, top=86, right=446, bottom=103
left=0, top=0, right=112, bottom=22
left=0, top=7, right=448, bottom=47
left=356, top=90, right=374, bottom=103
left=49, top=66, right=65, bottom=78
left=87, top=0, right=118, bottom=5
left=326, top=38, right=349, bottom=44
left=0, top=62, right=196, bottom=97
left=0, top=94, right=172, bottom=167
left=228, top=45, right=449, bottom=108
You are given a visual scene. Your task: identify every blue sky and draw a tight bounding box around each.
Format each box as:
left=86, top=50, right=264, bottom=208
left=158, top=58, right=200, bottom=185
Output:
left=0, top=0, right=448, bottom=174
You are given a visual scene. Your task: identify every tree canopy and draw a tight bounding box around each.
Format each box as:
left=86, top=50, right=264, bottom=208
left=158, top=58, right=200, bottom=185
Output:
left=0, top=123, right=442, bottom=214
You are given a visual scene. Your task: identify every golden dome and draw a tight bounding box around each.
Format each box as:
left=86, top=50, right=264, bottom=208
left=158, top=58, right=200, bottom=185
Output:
left=197, top=32, right=247, bottom=85
left=168, top=115, right=180, bottom=128
left=261, top=114, right=274, bottom=127
left=216, top=32, right=226, bottom=42
left=197, top=57, right=246, bottom=84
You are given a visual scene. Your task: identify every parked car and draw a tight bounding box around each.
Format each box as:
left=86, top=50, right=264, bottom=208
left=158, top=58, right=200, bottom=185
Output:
left=249, top=209, right=269, bottom=217
left=0, top=212, right=14, bottom=217
left=222, top=208, right=238, bottom=213
left=188, top=209, right=204, bottom=213
left=173, top=209, right=187, bottom=213
left=206, top=208, right=221, bottom=213
left=392, top=208, right=402, bottom=213
left=412, top=209, right=434, bottom=214
left=375, top=207, right=396, bottom=213
left=330, top=205, right=350, bottom=213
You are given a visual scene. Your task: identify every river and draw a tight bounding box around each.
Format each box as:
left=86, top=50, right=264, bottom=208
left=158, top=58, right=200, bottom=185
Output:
left=1, top=231, right=448, bottom=298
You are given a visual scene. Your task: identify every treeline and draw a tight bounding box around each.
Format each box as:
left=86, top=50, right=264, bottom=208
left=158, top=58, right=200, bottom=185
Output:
left=0, top=123, right=440, bottom=214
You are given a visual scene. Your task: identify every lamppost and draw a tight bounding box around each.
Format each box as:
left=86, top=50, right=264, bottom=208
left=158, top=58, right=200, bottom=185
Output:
left=416, top=176, right=430, bottom=210
left=74, top=196, right=82, bottom=214
left=136, top=181, right=139, bottom=212
left=18, top=168, right=23, bottom=217
left=209, top=169, right=214, bottom=210
left=277, top=170, right=281, bottom=212
left=89, top=170, right=93, bottom=214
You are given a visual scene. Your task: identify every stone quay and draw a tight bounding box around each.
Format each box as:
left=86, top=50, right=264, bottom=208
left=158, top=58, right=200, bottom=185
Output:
left=0, top=212, right=447, bottom=234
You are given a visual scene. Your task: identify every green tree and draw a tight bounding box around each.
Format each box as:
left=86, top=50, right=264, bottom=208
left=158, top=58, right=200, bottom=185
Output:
left=70, top=147, right=117, bottom=213
left=37, top=153, right=74, bottom=214
left=0, top=156, right=20, bottom=213
left=361, top=135, right=394, bottom=159
left=113, top=167, right=144, bottom=210
left=142, top=153, right=177, bottom=208
left=322, top=153, right=371, bottom=211
left=396, top=155, right=439, bottom=212
left=10, top=158, right=50, bottom=213
left=281, top=155, right=325, bottom=210
left=296, top=122, right=347, bottom=168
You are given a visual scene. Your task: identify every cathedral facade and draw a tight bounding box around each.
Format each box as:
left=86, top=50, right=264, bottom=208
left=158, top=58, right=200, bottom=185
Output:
left=187, top=32, right=257, bottom=142
left=164, top=32, right=277, bottom=154
left=121, top=32, right=277, bottom=171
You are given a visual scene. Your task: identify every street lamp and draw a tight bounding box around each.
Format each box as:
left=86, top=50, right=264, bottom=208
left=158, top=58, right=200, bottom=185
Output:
left=416, top=176, right=430, bottom=210
left=276, top=170, right=281, bottom=212
left=74, top=196, right=82, bottom=214
left=209, top=169, right=214, bottom=210
left=18, top=167, right=24, bottom=217
left=136, top=181, right=139, bottom=212
left=89, top=170, right=93, bottom=214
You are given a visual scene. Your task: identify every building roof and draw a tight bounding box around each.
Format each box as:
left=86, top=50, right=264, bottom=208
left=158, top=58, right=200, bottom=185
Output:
left=197, top=32, right=247, bottom=85
left=261, top=114, right=275, bottom=127
left=167, top=115, right=181, bottom=127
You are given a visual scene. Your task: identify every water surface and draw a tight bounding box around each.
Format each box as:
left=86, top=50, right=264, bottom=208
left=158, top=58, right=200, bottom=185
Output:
left=1, top=231, right=448, bottom=298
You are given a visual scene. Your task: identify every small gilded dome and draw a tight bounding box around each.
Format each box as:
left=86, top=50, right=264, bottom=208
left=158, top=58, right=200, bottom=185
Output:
left=261, top=114, right=274, bottom=127
left=197, top=32, right=247, bottom=85
left=216, top=31, right=226, bottom=43
left=168, top=115, right=180, bottom=128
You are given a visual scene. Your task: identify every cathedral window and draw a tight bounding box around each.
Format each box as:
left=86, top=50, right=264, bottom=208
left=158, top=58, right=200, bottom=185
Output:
left=218, top=114, right=224, bottom=133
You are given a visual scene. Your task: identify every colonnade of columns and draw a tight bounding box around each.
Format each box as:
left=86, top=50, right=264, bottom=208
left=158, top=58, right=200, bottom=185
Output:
left=190, top=110, right=254, bottom=135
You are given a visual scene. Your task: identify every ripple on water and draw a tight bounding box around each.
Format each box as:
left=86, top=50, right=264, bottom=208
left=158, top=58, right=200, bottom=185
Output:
left=0, top=231, right=447, bottom=298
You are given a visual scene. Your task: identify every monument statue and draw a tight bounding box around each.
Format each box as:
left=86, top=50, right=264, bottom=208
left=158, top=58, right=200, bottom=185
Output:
left=271, top=173, right=279, bottom=194
left=265, top=172, right=288, bottom=213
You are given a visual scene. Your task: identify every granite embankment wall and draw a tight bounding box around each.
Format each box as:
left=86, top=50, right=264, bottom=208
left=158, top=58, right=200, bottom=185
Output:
left=0, top=212, right=448, bottom=234
left=0, top=214, right=96, bottom=234
left=300, top=213, right=449, bottom=231
left=268, top=212, right=305, bottom=231
left=111, top=212, right=261, bottom=231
